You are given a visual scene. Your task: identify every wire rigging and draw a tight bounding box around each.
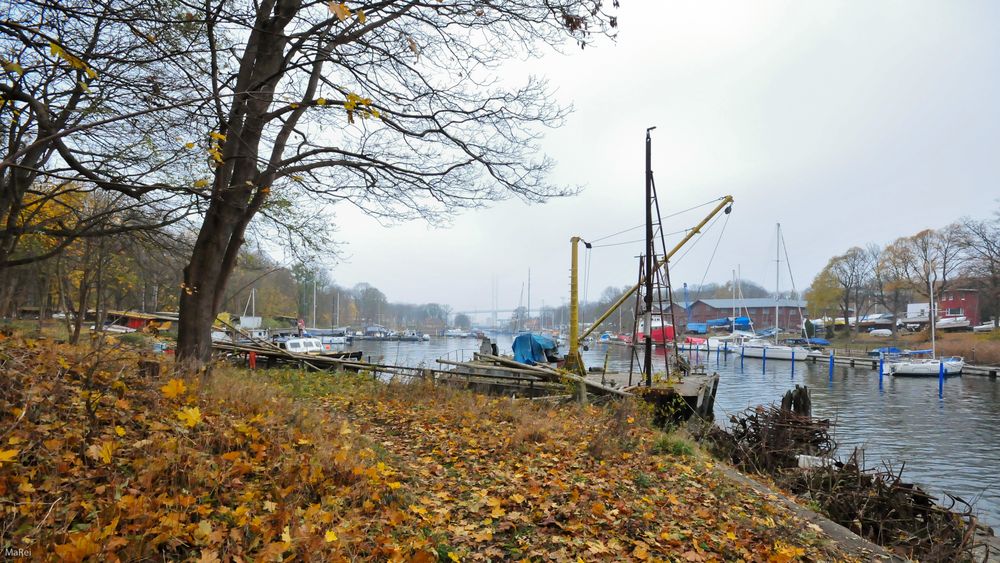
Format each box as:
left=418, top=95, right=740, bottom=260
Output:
left=587, top=197, right=727, bottom=243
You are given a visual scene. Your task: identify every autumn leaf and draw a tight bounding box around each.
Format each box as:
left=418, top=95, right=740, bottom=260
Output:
left=328, top=2, right=351, bottom=21
left=0, top=448, right=19, bottom=466
left=86, top=441, right=116, bottom=464
left=209, top=131, right=226, bottom=141
left=1, top=60, right=24, bottom=75
left=115, top=425, right=126, bottom=437
left=357, top=9, right=366, bottom=24
left=176, top=406, right=202, bottom=428
left=324, top=530, right=337, bottom=542
left=161, top=378, right=188, bottom=398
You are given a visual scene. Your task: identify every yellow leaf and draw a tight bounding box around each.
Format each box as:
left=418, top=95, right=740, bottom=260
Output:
left=176, top=406, right=202, bottom=428
left=90, top=441, right=115, bottom=464
left=0, top=449, right=19, bottom=465
left=2, top=61, right=24, bottom=75
left=328, top=2, right=351, bottom=21
left=448, top=552, right=461, bottom=562
left=357, top=9, right=366, bottom=24
left=195, top=520, right=212, bottom=540
left=209, top=131, right=227, bottom=141
left=18, top=481, right=35, bottom=494
left=316, top=97, right=327, bottom=106
left=263, top=500, right=277, bottom=512
left=281, top=525, right=292, bottom=543
left=161, top=378, right=188, bottom=399
left=184, top=142, right=195, bottom=149
left=289, top=102, right=299, bottom=109
left=511, top=493, right=525, bottom=504
left=387, top=481, right=402, bottom=490
left=115, top=426, right=126, bottom=437
left=85, top=66, right=97, bottom=79
left=324, top=530, right=337, bottom=542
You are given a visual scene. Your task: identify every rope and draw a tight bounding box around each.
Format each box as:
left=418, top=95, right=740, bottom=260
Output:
left=589, top=227, right=689, bottom=249
left=587, top=197, right=726, bottom=244
left=692, top=210, right=732, bottom=305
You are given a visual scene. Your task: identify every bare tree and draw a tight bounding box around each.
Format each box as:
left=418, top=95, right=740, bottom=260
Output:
left=902, top=225, right=965, bottom=336
left=872, top=239, right=912, bottom=334
left=960, top=209, right=1000, bottom=327
left=170, top=0, right=618, bottom=367
left=0, top=1, right=207, bottom=272
left=828, top=246, right=874, bottom=335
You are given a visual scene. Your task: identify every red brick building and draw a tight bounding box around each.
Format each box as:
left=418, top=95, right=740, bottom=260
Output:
left=938, top=288, right=980, bottom=326
left=686, top=298, right=808, bottom=332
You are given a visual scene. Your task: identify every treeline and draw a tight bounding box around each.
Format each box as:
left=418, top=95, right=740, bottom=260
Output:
left=805, top=209, right=999, bottom=333
left=0, top=218, right=457, bottom=334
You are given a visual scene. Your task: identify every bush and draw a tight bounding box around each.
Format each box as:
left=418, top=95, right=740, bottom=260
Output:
left=651, top=432, right=695, bottom=457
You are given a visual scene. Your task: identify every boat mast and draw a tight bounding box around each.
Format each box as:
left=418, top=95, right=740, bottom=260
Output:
left=930, top=278, right=936, bottom=358
left=775, top=223, right=780, bottom=343
left=644, top=127, right=656, bottom=387
left=732, top=269, right=736, bottom=332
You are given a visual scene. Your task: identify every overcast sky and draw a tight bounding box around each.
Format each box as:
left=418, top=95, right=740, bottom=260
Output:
left=321, top=1, right=1000, bottom=318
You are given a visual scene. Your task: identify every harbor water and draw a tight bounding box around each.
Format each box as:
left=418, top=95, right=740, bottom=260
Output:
left=342, top=335, right=1000, bottom=528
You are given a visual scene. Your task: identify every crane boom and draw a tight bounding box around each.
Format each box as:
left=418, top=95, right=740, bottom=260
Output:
left=577, top=195, right=734, bottom=342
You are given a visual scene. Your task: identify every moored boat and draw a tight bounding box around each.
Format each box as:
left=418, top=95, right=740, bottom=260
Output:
left=888, top=350, right=964, bottom=377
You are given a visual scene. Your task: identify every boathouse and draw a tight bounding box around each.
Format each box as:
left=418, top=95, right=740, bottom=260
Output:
left=686, top=298, right=807, bottom=332
left=938, top=288, right=980, bottom=326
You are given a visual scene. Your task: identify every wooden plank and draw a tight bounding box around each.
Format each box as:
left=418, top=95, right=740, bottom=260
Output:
left=475, top=353, right=631, bottom=397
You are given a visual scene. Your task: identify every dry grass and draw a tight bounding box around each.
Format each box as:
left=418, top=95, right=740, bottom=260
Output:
left=929, top=332, right=1000, bottom=365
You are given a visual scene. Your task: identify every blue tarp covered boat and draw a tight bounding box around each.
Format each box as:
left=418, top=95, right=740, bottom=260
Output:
left=512, top=332, right=558, bottom=365
left=686, top=322, right=708, bottom=334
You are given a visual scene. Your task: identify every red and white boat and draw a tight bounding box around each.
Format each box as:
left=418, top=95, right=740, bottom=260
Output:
left=635, top=313, right=675, bottom=345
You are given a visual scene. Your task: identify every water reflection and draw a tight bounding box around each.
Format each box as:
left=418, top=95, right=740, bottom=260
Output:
left=345, top=336, right=1000, bottom=527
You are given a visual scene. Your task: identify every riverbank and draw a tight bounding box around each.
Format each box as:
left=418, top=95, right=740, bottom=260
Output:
left=825, top=330, right=1000, bottom=365
left=0, top=333, right=874, bottom=561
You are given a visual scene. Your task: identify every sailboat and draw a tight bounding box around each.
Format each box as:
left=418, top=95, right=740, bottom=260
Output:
left=737, top=224, right=813, bottom=362
left=888, top=281, right=965, bottom=376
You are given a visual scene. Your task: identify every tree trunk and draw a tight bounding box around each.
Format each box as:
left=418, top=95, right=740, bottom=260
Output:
left=175, top=1, right=299, bottom=370
left=176, top=199, right=254, bottom=369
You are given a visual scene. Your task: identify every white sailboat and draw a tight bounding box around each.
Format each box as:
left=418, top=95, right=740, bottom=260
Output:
left=888, top=282, right=964, bottom=376
left=738, top=224, right=813, bottom=362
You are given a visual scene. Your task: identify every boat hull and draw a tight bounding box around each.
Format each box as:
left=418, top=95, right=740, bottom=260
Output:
left=737, top=343, right=813, bottom=361
left=889, top=359, right=964, bottom=377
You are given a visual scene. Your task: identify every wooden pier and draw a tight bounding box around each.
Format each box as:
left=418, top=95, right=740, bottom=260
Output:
left=212, top=341, right=721, bottom=419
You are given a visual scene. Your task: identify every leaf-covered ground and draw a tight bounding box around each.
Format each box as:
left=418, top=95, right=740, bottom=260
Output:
left=0, top=335, right=857, bottom=561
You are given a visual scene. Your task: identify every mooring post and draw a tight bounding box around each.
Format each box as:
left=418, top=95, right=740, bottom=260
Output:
left=828, top=351, right=834, bottom=381
left=938, top=361, right=944, bottom=399
left=878, top=353, right=884, bottom=389
left=762, top=347, right=767, bottom=373
left=791, top=350, right=795, bottom=377
left=740, top=345, right=744, bottom=371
